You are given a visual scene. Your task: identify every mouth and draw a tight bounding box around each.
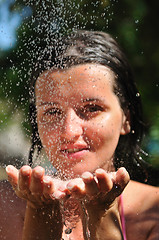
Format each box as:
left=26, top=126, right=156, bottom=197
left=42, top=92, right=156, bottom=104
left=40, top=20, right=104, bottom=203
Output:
left=60, top=144, right=90, bottom=158
left=61, top=148, right=89, bottom=154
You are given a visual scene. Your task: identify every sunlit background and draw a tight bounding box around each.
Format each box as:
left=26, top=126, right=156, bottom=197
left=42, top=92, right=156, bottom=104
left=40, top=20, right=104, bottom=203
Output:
left=0, top=0, right=159, bottom=180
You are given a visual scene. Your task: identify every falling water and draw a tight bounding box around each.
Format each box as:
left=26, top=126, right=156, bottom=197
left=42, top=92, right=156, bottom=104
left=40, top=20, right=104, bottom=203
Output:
left=81, top=200, right=91, bottom=240
left=1, top=1, right=159, bottom=240
left=59, top=197, right=91, bottom=240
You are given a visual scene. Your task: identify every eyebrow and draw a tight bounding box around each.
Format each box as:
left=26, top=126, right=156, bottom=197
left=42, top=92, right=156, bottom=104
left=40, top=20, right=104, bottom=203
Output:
left=38, top=102, right=58, bottom=107
left=38, top=98, right=102, bottom=107
left=82, top=98, right=101, bottom=103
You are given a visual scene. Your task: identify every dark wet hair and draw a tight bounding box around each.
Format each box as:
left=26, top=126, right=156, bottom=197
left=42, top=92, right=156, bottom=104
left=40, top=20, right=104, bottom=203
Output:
left=29, top=30, right=147, bottom=182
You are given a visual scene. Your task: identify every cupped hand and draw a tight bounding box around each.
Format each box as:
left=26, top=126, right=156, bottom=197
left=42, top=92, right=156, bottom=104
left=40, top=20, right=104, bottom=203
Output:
left=6, top=165, right=129, bottom=210
left=6, top=165, right=69, bottom=208
left=65, top=167, right=130, bottom=208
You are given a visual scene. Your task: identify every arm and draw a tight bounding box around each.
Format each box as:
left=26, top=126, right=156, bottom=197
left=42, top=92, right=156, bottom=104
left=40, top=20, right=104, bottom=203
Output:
left=0, top=180, right=26, bottom=240
left=6, top=165, right=65, bottom=240
left=66, top=167, right=129, bottom=240
left=6, top=165, right=129, bottom=240
left=83, top=200, right=123, bottom=240
left=23, top=201, right=62, bottom=240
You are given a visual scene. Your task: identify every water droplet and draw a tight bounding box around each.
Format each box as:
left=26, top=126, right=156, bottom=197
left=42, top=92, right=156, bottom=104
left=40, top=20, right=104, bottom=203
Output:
left=135, top=19, right=139, bottom=24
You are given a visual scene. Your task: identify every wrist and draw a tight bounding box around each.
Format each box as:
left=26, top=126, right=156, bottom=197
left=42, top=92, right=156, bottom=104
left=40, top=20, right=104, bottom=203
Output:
left=23, top=200, right=63, bottom=240
left=81, top=199, right=123, bottom=240
left=27, top=199, right=54, bottom=210
left=26, top=199, right=61, bottom=218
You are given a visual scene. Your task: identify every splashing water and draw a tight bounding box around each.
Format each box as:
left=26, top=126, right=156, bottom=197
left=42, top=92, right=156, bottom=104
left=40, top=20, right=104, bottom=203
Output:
left=59, top=197, right=91, bottom=240
left=81, top=200, right=91, bottom=240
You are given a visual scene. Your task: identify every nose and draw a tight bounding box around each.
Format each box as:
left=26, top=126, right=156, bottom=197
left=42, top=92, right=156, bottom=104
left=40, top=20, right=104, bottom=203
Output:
left=61, top=108, right=83, bottom=141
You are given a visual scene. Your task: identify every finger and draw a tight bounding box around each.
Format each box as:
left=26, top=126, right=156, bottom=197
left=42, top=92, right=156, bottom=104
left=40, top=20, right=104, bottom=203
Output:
left=30, top=166, right=45, bottom=194
left=43, top=176, right=55, bottom=199
left=81, top=172, right=99, bottom=196
left=67, top=178, right=85, bottom=197
left=95, top=169, right=113, bottom=193
left=106, top=167, right=130, bottom=202
left=115, top=167, right=130, bottom=193
left=50, top=179, right=70, bottom=200
left=18, top=166, right=32, bottom=191
left=51, top=190, right=67, bottom=200
left=6, top=165, right=19, bottom=189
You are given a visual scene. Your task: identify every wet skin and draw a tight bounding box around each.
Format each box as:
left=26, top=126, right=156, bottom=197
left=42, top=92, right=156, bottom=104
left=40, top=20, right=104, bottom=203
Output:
left=35, top=64, right=130, bottom=179
left=6, top=63, right=130, bottom=207
left=4, top=65, right=159, bottom=240
left=2, top=64, right=159, bottom=240
left=5, top=64, right=131, bottom=240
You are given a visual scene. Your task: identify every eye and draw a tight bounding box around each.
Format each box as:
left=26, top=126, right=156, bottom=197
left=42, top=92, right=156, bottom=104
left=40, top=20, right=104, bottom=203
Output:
left=44, top=108, right=62, bottom=116
left=84, top=104, right=103, bottom=113
left=78, top=104, right=104, bottom=119
left=41, top=107, right=63, bottom=123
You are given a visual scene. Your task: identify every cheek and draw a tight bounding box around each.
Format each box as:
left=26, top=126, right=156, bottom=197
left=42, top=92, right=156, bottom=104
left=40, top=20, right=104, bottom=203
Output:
left=38, top=123, right=61, bottom=150
left=85, top=115, right=122, bottom=148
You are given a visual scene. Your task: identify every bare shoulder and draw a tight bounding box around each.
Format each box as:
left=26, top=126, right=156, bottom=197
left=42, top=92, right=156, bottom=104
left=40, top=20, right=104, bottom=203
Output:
left=123, top=180, right=159, bottom=209
left=0, top=180, right=26, bottom=240
left=123, top=180, right=159, bottom=217
left=123, top=180, right=159, bottom=240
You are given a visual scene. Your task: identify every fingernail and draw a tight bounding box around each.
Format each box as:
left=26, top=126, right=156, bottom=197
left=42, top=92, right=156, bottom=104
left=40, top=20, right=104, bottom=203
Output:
left=6, top=165, right=13, bottom=173
left=52, top=191, right=65, bottom=200
left=120, top=167, right=126, bottom=176
left=67, top=183, right=74, bottom=191
left=81, top=172, right=89, bottom=179
left=21, top=168, right=30, bottom=176
left=43, top=176, right=51, bottom=184
left=34, top=169, right=43, bottom=178
left=95, top=169, right=104, bottom=175
left=5, top=166, right=10, bottom=173
left=58, top=185, right=66, bottom=192
left=82, top=172, right=93, bottom=183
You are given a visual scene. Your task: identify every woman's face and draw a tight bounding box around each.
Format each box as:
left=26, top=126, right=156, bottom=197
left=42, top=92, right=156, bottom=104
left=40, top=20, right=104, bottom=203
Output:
left=35, top=64, right=130, bottom=179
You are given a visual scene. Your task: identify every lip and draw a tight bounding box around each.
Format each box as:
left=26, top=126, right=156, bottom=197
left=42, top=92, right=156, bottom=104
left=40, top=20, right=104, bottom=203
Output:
left=60, top=144, right=90, bottom=159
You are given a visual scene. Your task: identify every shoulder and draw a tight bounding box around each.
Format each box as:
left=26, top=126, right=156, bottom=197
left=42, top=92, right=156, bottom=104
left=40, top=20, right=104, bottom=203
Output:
left=123, top=180, right=159, bottom=211
left=128, top=180, right=159, bottom=200
left=124, top=180, right=159, bottom=229
left=123, top=181, right=159, bottom=240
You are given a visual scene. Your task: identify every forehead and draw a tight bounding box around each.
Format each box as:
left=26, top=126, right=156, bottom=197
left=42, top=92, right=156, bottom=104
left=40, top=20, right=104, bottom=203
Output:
left=35, top=64, right=115, bottom=100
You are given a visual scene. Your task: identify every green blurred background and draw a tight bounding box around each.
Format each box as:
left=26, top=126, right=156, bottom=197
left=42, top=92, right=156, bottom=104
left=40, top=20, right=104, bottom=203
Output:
left=0, top=0, right=158, bottom=175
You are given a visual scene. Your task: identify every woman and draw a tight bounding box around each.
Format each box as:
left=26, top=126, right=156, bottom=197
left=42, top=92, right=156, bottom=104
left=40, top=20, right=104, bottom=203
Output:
left=5, top=30, right=159, bottom=240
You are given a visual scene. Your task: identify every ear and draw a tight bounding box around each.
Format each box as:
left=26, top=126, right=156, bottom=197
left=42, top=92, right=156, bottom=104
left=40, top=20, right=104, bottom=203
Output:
left=120, top=111, right=131, bottom=135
